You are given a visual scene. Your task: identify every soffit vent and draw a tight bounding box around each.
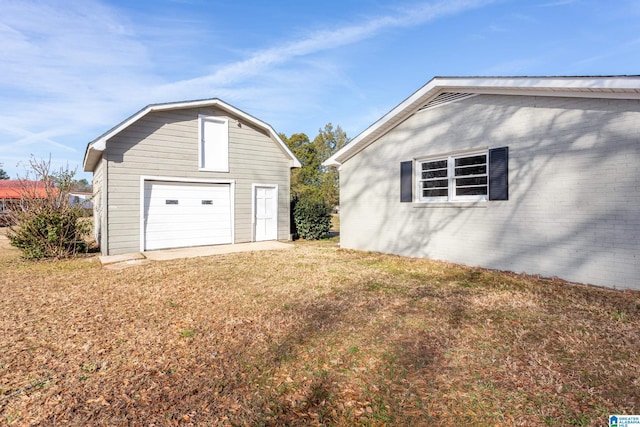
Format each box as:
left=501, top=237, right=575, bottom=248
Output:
left=419, top=92, right=475, bottom=111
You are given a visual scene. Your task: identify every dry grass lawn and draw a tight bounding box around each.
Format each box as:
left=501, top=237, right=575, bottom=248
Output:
left=1, top=233, right=639, bottom=426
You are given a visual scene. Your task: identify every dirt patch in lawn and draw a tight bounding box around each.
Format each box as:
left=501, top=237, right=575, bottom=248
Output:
left=0, top=238, right=638, bottom=426
left=0, top=227, right=11, bottom=246
left=0, top=227, right=19, bottom=260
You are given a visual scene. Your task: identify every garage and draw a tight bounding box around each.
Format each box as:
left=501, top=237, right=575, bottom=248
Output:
left=143, top=180, right=232, bottom=251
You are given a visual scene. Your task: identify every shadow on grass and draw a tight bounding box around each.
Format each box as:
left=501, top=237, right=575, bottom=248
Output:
left=12, top=246, right=639, bottom=426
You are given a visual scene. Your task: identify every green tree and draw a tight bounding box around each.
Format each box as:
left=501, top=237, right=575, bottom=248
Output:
left=281, top=132, right=321, bottom=198
left=0, top=163, right=9, bottom=180
left=282, top=123, right=349, bottom=207
left=312, top=123, right=348, bottom=208
left=71, top=178, right=91, bottom=192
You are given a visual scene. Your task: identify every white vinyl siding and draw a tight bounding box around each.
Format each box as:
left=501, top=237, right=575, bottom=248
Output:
left=102, top=106, right=292, bottom=255
left=199, top=116, right=229, bottom=172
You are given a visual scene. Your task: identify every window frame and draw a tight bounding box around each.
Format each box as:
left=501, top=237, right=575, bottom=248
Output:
left=416, top=149, right=489, bottom=203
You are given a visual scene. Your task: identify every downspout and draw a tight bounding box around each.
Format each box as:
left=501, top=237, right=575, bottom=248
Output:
left=103, top=159, right=109, bottom=255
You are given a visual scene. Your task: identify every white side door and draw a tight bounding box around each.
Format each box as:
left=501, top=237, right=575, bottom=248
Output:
left=254, top=185, right=278, bottom=241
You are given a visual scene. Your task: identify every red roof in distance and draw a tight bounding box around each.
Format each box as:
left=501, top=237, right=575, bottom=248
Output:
left=0, top=180, right=55, bottom=199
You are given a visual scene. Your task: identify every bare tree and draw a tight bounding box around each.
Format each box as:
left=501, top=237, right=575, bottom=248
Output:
left=7, top=156, right=91, bottom=259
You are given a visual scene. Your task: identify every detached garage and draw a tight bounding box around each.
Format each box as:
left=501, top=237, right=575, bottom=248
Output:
left=83, top=99, right=300, bottom=256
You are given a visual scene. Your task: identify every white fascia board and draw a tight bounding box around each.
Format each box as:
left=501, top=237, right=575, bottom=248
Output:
left=324, top=78, right=441, bottom=167
left=324, top=76, right=640, bottom=167
left=83, top=103, right=159, bottom=172
left=213, top=102, right=301, bottom=168
left=434, top=76, right=640, bottom=91
left=83, top=137, right=107, bottom=172
left=157, top=99, right=301, bottom=168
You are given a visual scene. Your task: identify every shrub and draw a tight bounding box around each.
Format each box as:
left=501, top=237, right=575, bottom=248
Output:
left=292, top=193, right=332, bottom=240
left=7, top=158, right=91, bottom=260
left=8, top=204, right=89, bottom=259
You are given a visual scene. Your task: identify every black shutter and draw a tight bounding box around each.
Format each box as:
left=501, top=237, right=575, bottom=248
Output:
left=488, top=147, right=509, bottom=200
left=400, top=161, right=413, bottom=203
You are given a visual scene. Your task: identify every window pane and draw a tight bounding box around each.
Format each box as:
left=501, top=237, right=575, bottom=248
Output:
left=454, top=153, right=487, bottom=198
left=423, top=159, right=447, bottom=170
left=457, top=187, right=487, bottom=196
left=455, top=165, right=486, bottom=176
left=455, top=155, right=486, bottom=167
left=422, top=169, right=448, bottom=179
left=423, top=188, right=448, bottom=197
left=423, top=179, right=448, bottom=189
left=456, top=176, right=487, bottom=187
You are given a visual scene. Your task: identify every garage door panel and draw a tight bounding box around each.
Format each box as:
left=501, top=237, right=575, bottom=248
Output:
left=145, top=210, right=230, bottom=222
left=143, top=181, right=232, bottom=251
left=145, top=223, right=232, bottom=235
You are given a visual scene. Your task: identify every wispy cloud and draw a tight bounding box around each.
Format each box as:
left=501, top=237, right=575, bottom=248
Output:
left=0, top=0, right=496, bottom=178
left=157, top=0, right=497, bottom=97
left=573, top=37, right=640, bottom=67
left=0, top=0, right=157, bottom=175
left=152, top=0, right=500, bottom=137
left=482, top=58, right=541, bottom=75
left=538, top=0, right=578, bottom=7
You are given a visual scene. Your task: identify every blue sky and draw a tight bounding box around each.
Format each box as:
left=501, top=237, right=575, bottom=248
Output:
left=1, top=0, right=639, bottom=180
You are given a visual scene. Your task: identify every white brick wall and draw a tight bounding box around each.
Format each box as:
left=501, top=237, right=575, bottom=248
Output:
left=340, top=94, right=640, bottom=290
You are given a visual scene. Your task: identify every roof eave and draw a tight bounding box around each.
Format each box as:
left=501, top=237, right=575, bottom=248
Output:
left=326, top=75, right=640, bottom=166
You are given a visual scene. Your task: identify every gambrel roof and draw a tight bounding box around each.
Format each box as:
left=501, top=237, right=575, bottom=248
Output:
left=83, top=98, right=301, bottom=172
left=324, top=75, right=640, bottom=167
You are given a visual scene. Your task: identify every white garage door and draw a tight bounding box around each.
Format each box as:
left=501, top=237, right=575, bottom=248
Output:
left=143, top=181, right=232, bottom=251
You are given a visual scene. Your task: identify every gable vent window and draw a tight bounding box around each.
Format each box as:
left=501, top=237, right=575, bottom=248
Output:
left=419, top=92, right=475, bottom=111
left=401, top=147, right=508, bottom=203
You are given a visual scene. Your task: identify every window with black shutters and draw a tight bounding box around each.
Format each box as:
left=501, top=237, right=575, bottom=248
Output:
left=401, top=147, right=507, bottom=204
left=417, top=151, right=487, bottom=202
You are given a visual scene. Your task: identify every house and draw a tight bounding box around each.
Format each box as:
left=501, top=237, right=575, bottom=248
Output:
left=83, top=99, right=301, bottom=255
left=0, top=180, right=55, bottom=226
left=68, top=192, right=93, bottom=210
left=0, top=180, right=52, bottom=203
left=325, top=76, right=640, bottom=291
